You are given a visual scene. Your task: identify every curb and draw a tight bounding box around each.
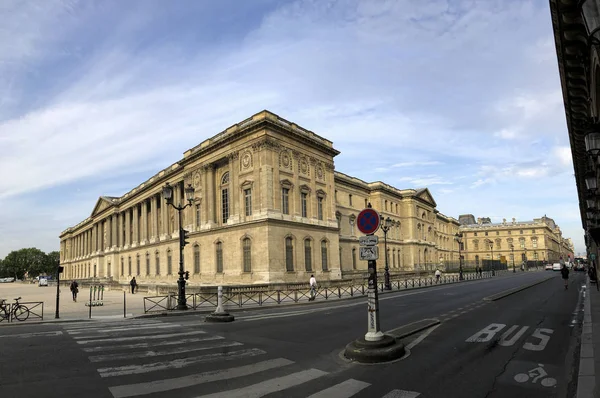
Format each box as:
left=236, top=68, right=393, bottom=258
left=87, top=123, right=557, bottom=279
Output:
left=386, top=318, right=441, bottom=340
left=344, top=335, right=406, bottom=364
left=483, top=276, right=555, bottom=301
left=576, top=282, right=595, bottom=398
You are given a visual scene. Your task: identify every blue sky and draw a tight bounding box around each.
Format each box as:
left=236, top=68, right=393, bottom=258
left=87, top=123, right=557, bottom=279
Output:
left=0, top=0, right=583, bottom=258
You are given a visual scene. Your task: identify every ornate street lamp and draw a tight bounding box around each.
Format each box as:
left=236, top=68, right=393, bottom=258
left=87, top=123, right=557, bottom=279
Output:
left=162, top=182, right=195, bottom=310
left=454, top=232, right=463, bottom=280
left=380, top=216, right=392, bottom=290
left=510, top=244, right=515, bottom=273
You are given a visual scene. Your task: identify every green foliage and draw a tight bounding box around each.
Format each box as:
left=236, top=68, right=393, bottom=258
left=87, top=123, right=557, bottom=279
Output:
left=0, top=248, right=61, bottom=279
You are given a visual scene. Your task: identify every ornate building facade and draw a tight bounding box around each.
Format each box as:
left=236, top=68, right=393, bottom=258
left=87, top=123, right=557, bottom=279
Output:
left=58, top=110, right=461, bottom=285
left=458, top=214, right=575, bottom=267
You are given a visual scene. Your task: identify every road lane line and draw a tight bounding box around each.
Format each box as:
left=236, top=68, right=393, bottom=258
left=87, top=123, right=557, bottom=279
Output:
left=83, top=335, right=223, bottom=352
left=381, top=389, right=421, bottom=397
left=77, top=330, right=207, bottom=344
left=98, top=348, right=266, bottom=377
left=193, top=368, right=328, bottom=398
left=406, top=324, right=440, bottom=350
left=90, top=340, right=243, bottom=362
left=109, top=358, right=294, bottom=398
left=306, top=379, right=370, bottom=398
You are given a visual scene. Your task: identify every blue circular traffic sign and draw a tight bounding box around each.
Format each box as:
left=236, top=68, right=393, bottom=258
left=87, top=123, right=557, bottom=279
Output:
left=357, top=208, right=381, bottom=235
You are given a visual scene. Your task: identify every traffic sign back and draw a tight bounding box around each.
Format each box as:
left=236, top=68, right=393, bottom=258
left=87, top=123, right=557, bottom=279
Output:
left=357, top=208, right=381, bottom=235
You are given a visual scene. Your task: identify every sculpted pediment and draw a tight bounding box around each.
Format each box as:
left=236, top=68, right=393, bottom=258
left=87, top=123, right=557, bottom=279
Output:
left=416, top=188, right=437, bottom=207
left=91, top=197, right=115, bottom=217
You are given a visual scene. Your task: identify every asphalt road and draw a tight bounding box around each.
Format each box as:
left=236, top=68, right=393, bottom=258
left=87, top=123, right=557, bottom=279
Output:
left=0, top=270, right=586, bottom=398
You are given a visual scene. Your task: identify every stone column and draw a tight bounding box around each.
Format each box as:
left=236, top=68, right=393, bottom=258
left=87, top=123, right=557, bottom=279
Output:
left=140, top=201, right=147, bottom=244
left=229, top=152, right=240, bottom=223
left=133, top=204, right=139, bottom=246
left=125, top=208, right=131, bottom=248
left=117, top=212, right=123, bottom=248
left=161, top=194, right=169, bottom=240
left=204, top=164, right=216, bottom=226
left=151, top=195, right=158, bottom=242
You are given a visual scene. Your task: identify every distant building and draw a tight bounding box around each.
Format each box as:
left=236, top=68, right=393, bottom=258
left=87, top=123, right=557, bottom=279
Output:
left=59, top=110, right=460, bottom=285
left=459, top=214, right=574, bottom=267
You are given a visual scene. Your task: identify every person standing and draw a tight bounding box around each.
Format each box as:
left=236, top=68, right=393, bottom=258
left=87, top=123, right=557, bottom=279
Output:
left=70, top=280, right=79, bottom=302
left=435, top=269, right=441, bottom=283
left=130, top=277, right=137, bottom=294
left=560, top=264, right=569, bottom=290
left=309, top=274, right=317, bottom=301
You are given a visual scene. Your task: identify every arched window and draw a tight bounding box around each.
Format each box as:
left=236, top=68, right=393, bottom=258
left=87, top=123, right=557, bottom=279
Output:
left=285, top=237, right=294, bottom=271
left=155, top=252, right=160, bottom=275
left=243, top=238, right=251, bottom=272
left=216, top=242, right=223, bottom=273
left=221, top=172, right=229, bottom=224
left=304, top=239, right=312, bottom=271
left=194, top=245, right=200, bottom=274
left=167, top=250, right=172, bottom=275
left=145, top=252, right=150, bottom=276
left=321, top=240, right=328, bottom=271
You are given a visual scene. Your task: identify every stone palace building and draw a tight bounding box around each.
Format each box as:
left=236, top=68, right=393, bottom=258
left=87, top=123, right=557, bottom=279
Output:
left=59, top=110, right=464, bottom=285
left=59, top=111, right=573, bottom=285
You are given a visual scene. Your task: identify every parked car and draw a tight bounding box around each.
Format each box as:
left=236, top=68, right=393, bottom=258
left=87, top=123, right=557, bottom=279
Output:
left=0, top=277, right=15, bottom=283
left=545, top=263, right=553, bottom=271
left=552, top=263, right=562, bottom=271
left=38, top=278, right=48, bottom=287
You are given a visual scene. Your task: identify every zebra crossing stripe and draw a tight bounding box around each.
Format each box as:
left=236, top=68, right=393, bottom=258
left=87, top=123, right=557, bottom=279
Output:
left=306, top=379, right=370, bottom=397
left=83, top=335, right=224, bottom=353
left=61, top=321, right=161, bottom=331
left=108, top=358, right=294, bottom=398
left=67, top=324, right=179, bottom=335
left=381, top=390, right=421, bottom=397
left=77, top=330, right=207, bottom=344
left=0, top=331, right=64, bottom=339
left=193, top=368, right=328, bottom=398
left=97, top=348, right=266, bottom=377
left=89, top=340, right=243, bottom=362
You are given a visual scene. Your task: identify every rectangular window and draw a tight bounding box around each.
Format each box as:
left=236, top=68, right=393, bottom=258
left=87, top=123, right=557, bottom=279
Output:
left=221, top=189, right=229, bottom=223
left=364, top=198, right=368, bottom=208
left=121, top=258, right=124, bottom=276
left=285, top=238, right=294, bottom=271
left=321, top=241, right=328, bottom=271
left=136, top=256, right=140, bottom=276
left=485, top=232, right=488, bottom=236
left=244, top=189, right=252, bottom=216
left=301, top=193, right=308, bottom=218
left=155, top=255, right=160, bottom=275
left=532, top=239, right=538, bottom=248
left=167, top=253, right=172, bottom=275
left=474, top=232, right=478, bottom=237
left=317, top=197, right=323, bottom=221
left=194, top=246, right=200, bottom=274
left=243, top=239, right=251, bottom=272
left=304, top=240, right=312, bottom=271
left=352, top=248, right=357, bottom=270
left=520, top=239, right=525, bottom=249
left=195, top=204, right=201, bottom=227
left=282, top=188, right=290, bottom=215
left=216, top=243, right=223, bottom=273
left=520, top=230, right=524, bottom=234
left=146, top=255, right=150, bottom=276
left=349, top=194, right=353, bottom=206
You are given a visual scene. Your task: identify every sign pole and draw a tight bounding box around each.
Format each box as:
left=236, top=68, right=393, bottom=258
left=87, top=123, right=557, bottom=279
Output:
left=365, top=259, right=383, bottom=341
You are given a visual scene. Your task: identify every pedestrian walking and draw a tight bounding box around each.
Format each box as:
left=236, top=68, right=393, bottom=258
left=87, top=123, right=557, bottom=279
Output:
left=435, top=269, right=441, bottom=283
left=560, top=264, right=569, bottom=290
left=130, top=277, right=137, bottom=294
left=309, top=274, right=317, bottom=301
left=70, top=280, right=79, bottom=302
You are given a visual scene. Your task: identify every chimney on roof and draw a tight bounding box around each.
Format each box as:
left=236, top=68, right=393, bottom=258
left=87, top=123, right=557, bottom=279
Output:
left=512, top=217, right=516, bottom=224
left=502, top=218, right=506, bottom=225
left=477, top=218, right=482, bottom=225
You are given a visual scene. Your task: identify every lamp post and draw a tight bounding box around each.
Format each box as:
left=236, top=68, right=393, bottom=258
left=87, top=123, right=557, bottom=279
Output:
left=162, top=182, right=195, bottom=310
left=488, top=240, right=495, bottom=276
left=454, top=232, right=463, bottom=280
left=524, top=247, right=528, bottom=271
left=381, top=216, right=392, bottom=290
left=510, top=244, right=515, bottom=273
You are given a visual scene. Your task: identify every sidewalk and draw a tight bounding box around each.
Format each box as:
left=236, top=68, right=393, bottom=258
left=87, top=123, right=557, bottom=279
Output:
left=581, top=279, right=600, bottom=397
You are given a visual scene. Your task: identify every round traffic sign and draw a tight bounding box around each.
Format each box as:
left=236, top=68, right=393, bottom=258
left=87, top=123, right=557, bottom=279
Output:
left=357, top=208, right=381, bottom=235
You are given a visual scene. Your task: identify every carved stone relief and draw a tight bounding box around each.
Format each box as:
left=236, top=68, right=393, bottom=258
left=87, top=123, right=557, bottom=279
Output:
left=241, top=151, right=253, bottom=170
left=192, top=171, right=202, bottom=188
left=279, top=150, right=293, bottom=171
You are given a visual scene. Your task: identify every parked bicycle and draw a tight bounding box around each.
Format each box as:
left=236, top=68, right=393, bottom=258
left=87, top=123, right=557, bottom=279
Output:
left=0, top=297, right=30, bottom=322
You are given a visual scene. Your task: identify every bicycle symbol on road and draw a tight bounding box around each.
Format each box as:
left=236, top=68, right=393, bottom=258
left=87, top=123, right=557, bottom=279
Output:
left=514, top=364, right=556, bottom=387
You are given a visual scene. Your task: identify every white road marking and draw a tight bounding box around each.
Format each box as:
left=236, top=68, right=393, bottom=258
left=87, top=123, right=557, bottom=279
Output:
left=499, top=326, right=530, bottom=347
left=0, top=331, right=63, bottom=338
left=67, top=324, right=179, bottom=335
left=83, top=335, right=223, bottom=353
left=193, top=368, right=328, bottom=398
left=61, top=321, right=161, bottom=331
left=90, top=340, right=242, bottom=362
left=98, top=348, right=266, bottom=377
left=77, top=330, right=206, bottom=345
left=406, top=324, right=440, bottom=350
left=306, top=379, right=370, bottom=398
left=466, top=323, right=506, bottom=343
left=381, top=389, right=421, bottom=397
left=523, top=328, right=553, bottom=351
left=109, top=358, right=294, bottom=398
